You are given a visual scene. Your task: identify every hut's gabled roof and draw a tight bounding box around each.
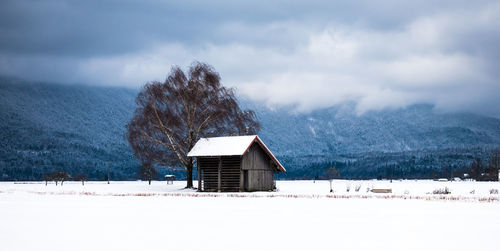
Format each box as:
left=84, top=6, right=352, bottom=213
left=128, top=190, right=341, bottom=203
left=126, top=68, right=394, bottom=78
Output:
left=187, top=135, right=286, bottom=172
left=188, top=135, right=256, bottom=157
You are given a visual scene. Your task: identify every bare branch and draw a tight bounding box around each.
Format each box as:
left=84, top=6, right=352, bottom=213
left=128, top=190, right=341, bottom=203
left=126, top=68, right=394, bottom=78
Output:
left=126, top=61, right=261, bottom=188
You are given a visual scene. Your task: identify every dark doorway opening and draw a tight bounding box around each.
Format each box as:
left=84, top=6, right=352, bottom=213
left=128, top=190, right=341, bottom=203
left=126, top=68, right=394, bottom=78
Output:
left=243, top=170, right=249, bottom=191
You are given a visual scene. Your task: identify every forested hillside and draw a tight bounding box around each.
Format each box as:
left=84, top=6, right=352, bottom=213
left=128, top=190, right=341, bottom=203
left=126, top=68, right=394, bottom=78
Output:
left=0, top=77, right=138, bottom=180
left=1, top=77, right=499, bottom=180
left=248, top=100, right=500, bottom=179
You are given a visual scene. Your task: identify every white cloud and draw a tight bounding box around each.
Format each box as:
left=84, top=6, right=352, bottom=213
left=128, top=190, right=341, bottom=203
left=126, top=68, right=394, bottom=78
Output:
left=1, top=1, right=499, bottom=117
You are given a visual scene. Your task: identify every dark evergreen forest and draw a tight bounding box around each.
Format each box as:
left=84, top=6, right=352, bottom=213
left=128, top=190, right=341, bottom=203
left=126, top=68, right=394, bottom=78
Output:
left=1, top=77, right=499, bottom=181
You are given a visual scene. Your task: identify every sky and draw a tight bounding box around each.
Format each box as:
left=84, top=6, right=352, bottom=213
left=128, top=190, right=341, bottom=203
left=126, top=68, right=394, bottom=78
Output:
left=1, top=0, right=499, bottom=117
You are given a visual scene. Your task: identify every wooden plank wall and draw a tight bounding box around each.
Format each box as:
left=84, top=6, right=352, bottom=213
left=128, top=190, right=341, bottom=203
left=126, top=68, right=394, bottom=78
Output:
left=241, top=143, right=274, bottom=191
left=221, top=156, right=241, bottom=192
left=248, top=170, right=273, bottom=191
left=199, top=156, right=241, bottom=192
left=199, top=157, right=218, bottom=191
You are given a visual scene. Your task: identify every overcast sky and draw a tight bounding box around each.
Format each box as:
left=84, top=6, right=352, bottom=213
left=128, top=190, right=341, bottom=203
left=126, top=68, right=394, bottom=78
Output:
left=1, top=0, right=499, bottom=116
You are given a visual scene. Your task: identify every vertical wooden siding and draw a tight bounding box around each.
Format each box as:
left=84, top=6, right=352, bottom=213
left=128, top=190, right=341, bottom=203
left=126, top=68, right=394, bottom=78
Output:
left=241, top=143, right=274, bottom=191
left=199, top=156, right=241, bottom=192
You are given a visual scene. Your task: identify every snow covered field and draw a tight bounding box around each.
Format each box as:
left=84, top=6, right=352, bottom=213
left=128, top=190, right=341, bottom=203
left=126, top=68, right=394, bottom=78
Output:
left=1, top=180, right=499, bottom=251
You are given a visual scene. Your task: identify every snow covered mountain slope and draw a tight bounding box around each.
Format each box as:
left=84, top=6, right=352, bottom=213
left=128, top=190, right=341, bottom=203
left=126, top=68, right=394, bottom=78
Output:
left=246, top=101, right=500, bottom=156
left=0, top=77, right=139, bottom=180
left=1, top=77, right=499, bottom=180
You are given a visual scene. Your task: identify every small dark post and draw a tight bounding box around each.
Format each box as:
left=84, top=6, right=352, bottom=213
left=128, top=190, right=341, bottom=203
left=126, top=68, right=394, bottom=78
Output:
left=107, top=163, right=110, bottom=184
left=197, top=166, right=202, bottom=192
left=218, top=157, right=222, bottom=192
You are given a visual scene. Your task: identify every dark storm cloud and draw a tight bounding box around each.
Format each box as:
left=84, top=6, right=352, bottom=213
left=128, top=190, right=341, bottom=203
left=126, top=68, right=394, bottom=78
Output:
left=0, top=0, right=211, bottom=56
left=0, top=0, right=316, bottom=56
left=1, top=0, right=491, bottom=56
left=1, top=0, right=499, bottom=117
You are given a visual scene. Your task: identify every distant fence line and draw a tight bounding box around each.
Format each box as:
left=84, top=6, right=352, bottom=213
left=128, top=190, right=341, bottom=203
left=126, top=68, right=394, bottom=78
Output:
left=4, top=190, right=499, bottom=203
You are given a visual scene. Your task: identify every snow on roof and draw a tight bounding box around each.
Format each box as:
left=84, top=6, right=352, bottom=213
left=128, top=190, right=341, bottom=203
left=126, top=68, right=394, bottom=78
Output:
left=188, top=135, right=256, bottom=157
left=187, top=135, right=285, bottom=172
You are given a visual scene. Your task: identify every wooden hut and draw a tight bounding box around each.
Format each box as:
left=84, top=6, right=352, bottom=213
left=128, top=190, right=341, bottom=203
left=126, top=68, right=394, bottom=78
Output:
left=187, top=135, right=286, bottom=192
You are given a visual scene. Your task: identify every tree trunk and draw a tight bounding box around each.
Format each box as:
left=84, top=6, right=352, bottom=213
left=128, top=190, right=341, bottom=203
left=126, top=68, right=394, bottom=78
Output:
left=149, top=179, right=151, bottom=185
left=45, top=180, right=48, bottom=186
left=186, top=161, right=193, bottom=188
left=82, top=180, right=84, bottom=186
left=55, top=181, right=58, bottom=186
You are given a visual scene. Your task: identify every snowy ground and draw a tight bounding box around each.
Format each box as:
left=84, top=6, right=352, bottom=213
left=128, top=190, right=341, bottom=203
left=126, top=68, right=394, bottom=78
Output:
left=1, top=180, right=499, bottom=251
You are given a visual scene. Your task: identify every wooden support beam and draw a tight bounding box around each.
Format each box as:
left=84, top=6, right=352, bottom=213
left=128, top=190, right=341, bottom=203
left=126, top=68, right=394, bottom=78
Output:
left=218, top=156, right=222, bottom=192
left=197, top=165, right=202, bottom=192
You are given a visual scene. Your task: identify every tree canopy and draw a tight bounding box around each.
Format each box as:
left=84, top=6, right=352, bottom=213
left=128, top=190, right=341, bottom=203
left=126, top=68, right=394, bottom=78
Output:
left=126, top=62, right=260, bottom=188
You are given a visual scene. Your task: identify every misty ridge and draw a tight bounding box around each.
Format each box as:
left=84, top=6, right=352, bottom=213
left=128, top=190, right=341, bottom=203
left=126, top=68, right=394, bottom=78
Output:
left=1, top=76, right=499, bottom=181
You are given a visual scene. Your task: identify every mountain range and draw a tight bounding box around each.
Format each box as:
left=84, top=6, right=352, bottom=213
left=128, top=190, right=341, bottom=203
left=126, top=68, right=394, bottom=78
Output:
left=1, top=76, right=499, bottom=180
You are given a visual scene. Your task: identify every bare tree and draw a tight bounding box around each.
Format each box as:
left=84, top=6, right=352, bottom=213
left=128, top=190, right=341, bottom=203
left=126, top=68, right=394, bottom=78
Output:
left=138, top=162, right=158, bottom=185
left=470, top=158, right=483, bottom=180
left=45, top=171, right=69, bottom=186
left=73, top=174, right=88, bottom=186
left=490, top=149, right=500, bottom=168
left=55, top=171, right=69, bottom=186
left=326, top=167, right=341, bottom=192
left=44, top=173, right=52, bottom=186
left=127, top=62, right=260, bottom=188
left=486, top=149, right=500, bottom=181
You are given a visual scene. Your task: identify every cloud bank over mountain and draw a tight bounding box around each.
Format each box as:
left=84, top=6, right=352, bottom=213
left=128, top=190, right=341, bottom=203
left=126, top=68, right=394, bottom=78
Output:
left=1, top=0, right=499, bottom=116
